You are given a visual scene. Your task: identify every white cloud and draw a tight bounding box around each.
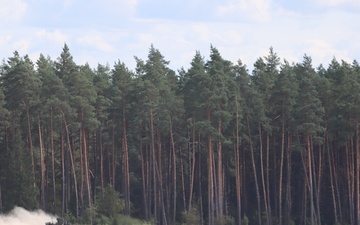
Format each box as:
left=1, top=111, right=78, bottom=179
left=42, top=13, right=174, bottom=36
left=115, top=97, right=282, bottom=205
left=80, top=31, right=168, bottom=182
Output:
left=36, top=29, right=67, bottom=45
left=316, top=0, right=360, bottom=7
left=0, top=0, right=27, bottom=22
left=121, top=0, right=139, bottom=13
left=95, top=0, right=140, bottom=15
left=0, top=0, right=358, bottom=73
left=191, top=24, right=211, bottom=43
left=216, top=0, right=272, bottom=22
left=0, top=35, right=12, bottom=47
left=63, top=0, right=73, bottom=7
left=77, top=34, right=114, bottom=53
left=12, top=39, right=30, bottom=53
left=302, top=39, right=351, bottom=64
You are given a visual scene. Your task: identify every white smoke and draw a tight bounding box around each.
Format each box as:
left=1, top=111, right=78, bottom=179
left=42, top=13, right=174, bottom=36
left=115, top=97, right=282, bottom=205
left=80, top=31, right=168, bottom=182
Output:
left=0, top=206, right=58, bottom=225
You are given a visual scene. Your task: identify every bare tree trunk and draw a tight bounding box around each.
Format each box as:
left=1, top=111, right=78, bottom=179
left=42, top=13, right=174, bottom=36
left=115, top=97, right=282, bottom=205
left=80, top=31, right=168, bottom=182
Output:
left=332, top=146, right=343, bottom=222
left=38, top=120, right=46, bottom=210
left=180, top=146, right=187, bottom=209
left=149, top=108, right=158, bottom=225
left=61, top=110, right=79, bottom=218
left=61, top=124, right=66, bottom=220
left=83, top=129, right=92, bottom=207
left=169, top=116, right=177, bottom=225
left=259, top=124, right=269, bottom=225
left=279, top=114, right=285, bottom=225
left=122, top=107, right=131, bottom=215
left=247, top=116, right=261, bottom=225
left=188, top=123, right=196, bottom=211
left=313, top=139, right=323, bottom=225
left=0, top=180, right=2, bottom=212
left=208, top=110, right=215, bottom=225
left=198, top=133, right=204, bottom=225
left=100, top=129, right=104, bottom=195
left=79, top=128, right=84, bottom=211
left=26, top=108, right=35, bottom=186
left=285, top=133, right=292, bottom=225
left=112, top=124, right=116, bottom=188
left=50, top=109, right=56, bottom=214
left=327, top=134, right=338, bottom=222
left=235, top=103, right=242, bottom=225
left=156, top=129, right=165, bottom=224
left=308, top=136, right=315, bottom=225
left=266, top=132, right=271, bottom=225
left=347, top=138, right=355, bottom=225
left=217, top=119, right=224, bottom=219
left=139, top=128, right=149, bottom=221
left=356, top=117, right=360, bottom=225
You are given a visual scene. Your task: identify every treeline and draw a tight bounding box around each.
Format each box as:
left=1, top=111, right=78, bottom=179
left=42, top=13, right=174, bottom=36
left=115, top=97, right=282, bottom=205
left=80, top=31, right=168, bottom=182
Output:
left=0, top=44, right=359, bottom=225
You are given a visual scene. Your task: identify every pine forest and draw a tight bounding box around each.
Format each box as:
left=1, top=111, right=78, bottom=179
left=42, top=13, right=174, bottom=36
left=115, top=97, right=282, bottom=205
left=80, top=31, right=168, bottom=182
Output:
left=1, top=44, right=360, bottom=225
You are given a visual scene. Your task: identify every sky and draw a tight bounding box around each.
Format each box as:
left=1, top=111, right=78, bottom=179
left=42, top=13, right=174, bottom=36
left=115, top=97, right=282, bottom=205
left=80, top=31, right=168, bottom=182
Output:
left=1, top=0, right=359, bottom=72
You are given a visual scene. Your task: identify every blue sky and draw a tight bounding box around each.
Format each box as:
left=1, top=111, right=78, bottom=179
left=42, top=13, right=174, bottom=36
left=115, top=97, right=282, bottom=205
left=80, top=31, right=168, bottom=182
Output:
left=1, top=0, right=359, bottom=71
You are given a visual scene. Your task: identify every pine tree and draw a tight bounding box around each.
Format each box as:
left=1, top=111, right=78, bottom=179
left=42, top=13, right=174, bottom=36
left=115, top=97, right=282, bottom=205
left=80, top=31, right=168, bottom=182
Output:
left=294, top=55, right=324, bottom=225
left=55, top=44, right=80, bottom=218
left=111, top=60, right=133, bottom=215
left=270, top=60, right=298, bottom=225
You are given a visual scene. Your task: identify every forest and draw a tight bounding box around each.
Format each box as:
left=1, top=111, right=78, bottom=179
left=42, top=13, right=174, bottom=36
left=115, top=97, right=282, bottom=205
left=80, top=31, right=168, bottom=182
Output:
left=0, top=43, right=359, bottom=225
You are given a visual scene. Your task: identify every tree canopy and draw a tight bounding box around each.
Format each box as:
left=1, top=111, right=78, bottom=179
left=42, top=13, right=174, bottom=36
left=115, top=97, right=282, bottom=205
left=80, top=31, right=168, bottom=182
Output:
left=0, top=44, right=359, bottom=225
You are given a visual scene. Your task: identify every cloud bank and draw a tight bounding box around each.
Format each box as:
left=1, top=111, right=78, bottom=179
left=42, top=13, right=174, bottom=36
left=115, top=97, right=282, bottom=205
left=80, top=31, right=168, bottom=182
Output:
left=0, top=207, right=57, bottom=225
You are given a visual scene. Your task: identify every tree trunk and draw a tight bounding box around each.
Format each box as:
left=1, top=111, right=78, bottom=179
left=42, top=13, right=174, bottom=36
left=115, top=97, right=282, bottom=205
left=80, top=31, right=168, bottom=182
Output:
left=208, top=110, right=215, bottom=225
left=83, top=128, right=92, bottom=207
left=308, top=136, right=315, bottom=225
left=199, top=135, right=204, bottom=225
left=279, top=113, right=285, bottom=225
left=356, top=117, right=360, bottom=225
left=170, top=116, right=177, bottom=225
left=180, top=146, right=187, bottom=209
left=217, top=119, right=224, bottom=219
left=0, top=180, right=2, bottom=212
left=259, top=124, right=269, bottom=225
left=149, top=108, right=158, bottom=225
left=285, top=133, right=292, bottom=225
left=347, top=138, right=355, bottom=225
left=122, top=107, right=131, bottom=215
left=314, top=139, right=323, bottom=225
left=38, top=120, right=46, bottom=210
left=139, top=128, right=149, bottom=221
left=112, top=123, right=116, bottom=188
left=156, top=129, right=165, bottom=224
left=235, top=103, right=241, bottom=225
left=26, top=108, right=35, bottom=186
left=247, top=116, right=262, bottom=225
left=188, top=122, right=196, bottom=211
left=61, top=110, right=79, bottom=218
left=61, top=124, right=66, bottom=220
left=327, top=134, right=338, bottom=223
left=50, top=109, right=56, bottom=214
left=79, top=128, right=84, bottom=211
left=100, top=128, right=104, bottom=195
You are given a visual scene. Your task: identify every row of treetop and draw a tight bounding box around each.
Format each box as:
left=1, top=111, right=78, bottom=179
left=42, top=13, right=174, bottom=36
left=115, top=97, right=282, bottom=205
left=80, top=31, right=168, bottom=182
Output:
left=0, top=44, right=360, bottom=225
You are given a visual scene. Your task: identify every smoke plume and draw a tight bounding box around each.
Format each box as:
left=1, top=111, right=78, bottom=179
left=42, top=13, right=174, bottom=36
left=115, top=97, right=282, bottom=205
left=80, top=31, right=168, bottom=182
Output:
left=0, top=206, right=57, bottom=225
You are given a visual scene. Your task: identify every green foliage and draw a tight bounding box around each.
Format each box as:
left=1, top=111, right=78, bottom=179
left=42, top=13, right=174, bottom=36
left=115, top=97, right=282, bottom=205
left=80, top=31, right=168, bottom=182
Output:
left=181, top=207, right=201, bottom=225
left=215, top=215, right=235, bottom=225
left=95, top=185, right=125, bottom=218
left=241, top=215, right=249, bottom=225
left=82, top=205, right=98, bottom=224
left=111, top=214, right=151, bottom=225
left=1, top=130, right=38, bottom=211
left=2, top=44, right=360, bottom=225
